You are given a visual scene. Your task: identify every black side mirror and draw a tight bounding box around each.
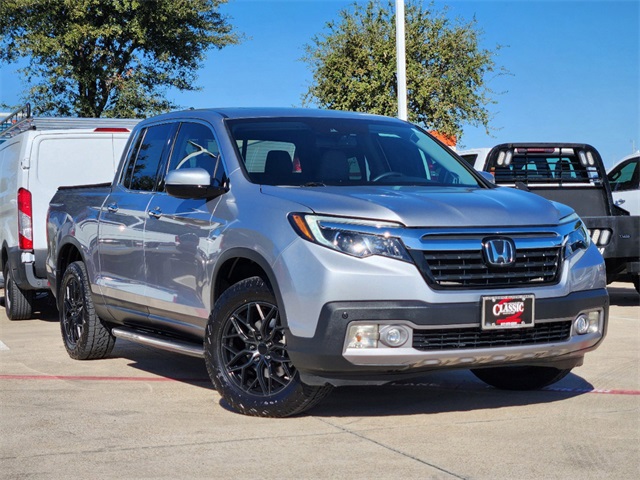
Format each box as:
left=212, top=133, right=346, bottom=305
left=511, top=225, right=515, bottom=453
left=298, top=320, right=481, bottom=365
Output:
left=165, top=168, right=226, bottom=199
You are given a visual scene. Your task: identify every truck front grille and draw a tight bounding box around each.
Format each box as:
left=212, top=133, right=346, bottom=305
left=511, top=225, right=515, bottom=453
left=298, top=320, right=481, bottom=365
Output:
left=412, top=321, right=571, bottom=351
left=421, top=247, right=561, bottom=289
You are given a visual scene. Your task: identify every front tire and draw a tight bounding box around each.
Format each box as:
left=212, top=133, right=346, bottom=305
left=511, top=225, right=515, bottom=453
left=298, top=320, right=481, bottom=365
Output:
left=205, top=276, right=332, bottom=417
left=3, top=262, right=34, bottom=320
left=59, top=261, right=115, bottom=360
left=471, top=365, right=572, bottom=390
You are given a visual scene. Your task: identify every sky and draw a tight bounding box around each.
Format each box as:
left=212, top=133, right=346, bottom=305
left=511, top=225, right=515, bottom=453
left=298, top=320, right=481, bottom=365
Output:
left=0, top=0, right=638, bottom=167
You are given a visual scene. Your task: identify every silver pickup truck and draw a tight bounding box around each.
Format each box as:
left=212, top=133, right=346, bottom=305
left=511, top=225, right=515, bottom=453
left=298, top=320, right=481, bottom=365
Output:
left=47, top=108, right=609, bottom=417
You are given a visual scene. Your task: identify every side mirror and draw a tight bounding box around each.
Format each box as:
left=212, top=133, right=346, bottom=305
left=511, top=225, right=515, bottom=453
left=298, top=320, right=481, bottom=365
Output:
left=477, top=170, right=495, bottom=184
left=165, top=168, right=226, bottom=199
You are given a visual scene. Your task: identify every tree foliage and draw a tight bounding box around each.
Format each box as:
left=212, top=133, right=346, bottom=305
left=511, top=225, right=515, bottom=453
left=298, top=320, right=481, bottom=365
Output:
left=302, top=0, right=505, bottom=138
left=0, top=0, right=239, bottom=117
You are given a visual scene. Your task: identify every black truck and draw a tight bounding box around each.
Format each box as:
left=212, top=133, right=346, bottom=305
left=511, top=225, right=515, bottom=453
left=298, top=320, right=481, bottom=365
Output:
left=461, top=143, right=639, bottom=292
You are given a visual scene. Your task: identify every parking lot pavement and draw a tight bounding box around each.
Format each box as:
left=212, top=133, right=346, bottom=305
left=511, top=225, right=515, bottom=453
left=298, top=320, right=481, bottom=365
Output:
left=1, top=285, right=638, bottom=480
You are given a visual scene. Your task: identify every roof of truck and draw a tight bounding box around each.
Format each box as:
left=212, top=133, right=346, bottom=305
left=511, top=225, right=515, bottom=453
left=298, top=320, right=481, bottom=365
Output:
left=140, top=107, right=402, bottom=123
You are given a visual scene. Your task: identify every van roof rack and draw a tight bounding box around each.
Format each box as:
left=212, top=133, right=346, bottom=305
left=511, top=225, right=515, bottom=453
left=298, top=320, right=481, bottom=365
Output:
left=0, top=103, right=140, bottom=141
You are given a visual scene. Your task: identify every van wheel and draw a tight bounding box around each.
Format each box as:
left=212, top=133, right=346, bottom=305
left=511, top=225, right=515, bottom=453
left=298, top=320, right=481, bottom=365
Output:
left=60, top=261, right=115, bottom=360
left=471, top=366, right=572, bottom=390
left=205, top=276, right=332, bottom=417
left=3, top=262, right=34, bottom=320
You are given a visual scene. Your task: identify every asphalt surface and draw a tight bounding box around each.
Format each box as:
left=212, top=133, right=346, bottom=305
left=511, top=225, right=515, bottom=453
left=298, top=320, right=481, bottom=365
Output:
left=1, top=284, right=638, bottom=480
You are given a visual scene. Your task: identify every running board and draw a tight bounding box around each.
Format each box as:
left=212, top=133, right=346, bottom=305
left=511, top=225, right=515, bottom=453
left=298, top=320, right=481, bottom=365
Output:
left=111, top=327, right=204, bottom=358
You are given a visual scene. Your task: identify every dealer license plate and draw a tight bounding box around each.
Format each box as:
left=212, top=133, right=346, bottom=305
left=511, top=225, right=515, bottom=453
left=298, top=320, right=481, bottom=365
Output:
left=481, top=294, right=535, bottom=330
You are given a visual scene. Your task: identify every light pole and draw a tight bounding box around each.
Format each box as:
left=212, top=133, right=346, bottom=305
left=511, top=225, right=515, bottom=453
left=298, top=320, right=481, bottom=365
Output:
left=396, top=0, right=408, bottom=121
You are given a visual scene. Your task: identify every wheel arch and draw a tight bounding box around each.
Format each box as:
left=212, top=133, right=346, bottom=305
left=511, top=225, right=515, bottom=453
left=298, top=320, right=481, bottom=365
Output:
left=212, top=248, right=288, bottom=327
left=55, top=237, right=85, bottom=299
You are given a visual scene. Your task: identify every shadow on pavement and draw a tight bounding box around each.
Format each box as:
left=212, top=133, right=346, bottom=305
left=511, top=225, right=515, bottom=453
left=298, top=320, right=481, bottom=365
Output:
left=114, top=343, right=593, bottom=417
left=111, top=340, right=212, bottom=389
left=0, top=289, right=58, bottom=321
left=607, top=283, right=640, bottom=307
left=305, top=370, right=593, bottom=418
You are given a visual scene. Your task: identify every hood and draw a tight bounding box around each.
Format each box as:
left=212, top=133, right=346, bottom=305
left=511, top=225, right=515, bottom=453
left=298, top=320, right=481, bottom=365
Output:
left=261, top=185, right=570, bottom=227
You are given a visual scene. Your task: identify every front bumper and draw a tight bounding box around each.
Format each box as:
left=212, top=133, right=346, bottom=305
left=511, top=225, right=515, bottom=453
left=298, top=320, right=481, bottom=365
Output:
left=287, top=288, right=608, bottom=386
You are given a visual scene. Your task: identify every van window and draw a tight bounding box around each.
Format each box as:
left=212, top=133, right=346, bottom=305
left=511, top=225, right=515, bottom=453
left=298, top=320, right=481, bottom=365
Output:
left=36, top=136, right=123, bottom=187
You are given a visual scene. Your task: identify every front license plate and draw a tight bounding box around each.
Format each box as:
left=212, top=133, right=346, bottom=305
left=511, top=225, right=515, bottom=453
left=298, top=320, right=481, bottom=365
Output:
left=482, top=295, right=535, bottom=330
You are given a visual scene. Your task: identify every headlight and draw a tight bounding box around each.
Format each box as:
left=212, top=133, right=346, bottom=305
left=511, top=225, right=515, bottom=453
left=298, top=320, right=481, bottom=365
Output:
left=289, top=213, right=412, bottom=262
left=563, top=215, right=590, bottom=259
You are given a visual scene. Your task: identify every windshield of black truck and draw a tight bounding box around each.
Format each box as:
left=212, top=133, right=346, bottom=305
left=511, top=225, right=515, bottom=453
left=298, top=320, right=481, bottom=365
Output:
left=227, top=117, right=481, bottom=188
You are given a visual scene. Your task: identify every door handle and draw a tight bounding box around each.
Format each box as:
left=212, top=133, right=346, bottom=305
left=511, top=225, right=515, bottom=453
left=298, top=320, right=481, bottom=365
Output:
left=148, top=207, right=162, bottom=219
left=615, top=199, right=626, bottom=206
left=107, top=203, right=118, bottom=213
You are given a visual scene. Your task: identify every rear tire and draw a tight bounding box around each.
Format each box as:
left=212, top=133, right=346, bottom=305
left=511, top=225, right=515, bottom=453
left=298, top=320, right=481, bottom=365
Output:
left=3, top=262, right=34, bottom=320
left=205, top=276, right=332, bottom=417
left=59, top=261, right=115, bottom=360
left=471, top=366, right=572, bottom=390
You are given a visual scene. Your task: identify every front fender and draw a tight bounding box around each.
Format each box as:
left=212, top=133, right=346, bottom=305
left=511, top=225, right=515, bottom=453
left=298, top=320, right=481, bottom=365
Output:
left=212, top=247, right=289, bottom=329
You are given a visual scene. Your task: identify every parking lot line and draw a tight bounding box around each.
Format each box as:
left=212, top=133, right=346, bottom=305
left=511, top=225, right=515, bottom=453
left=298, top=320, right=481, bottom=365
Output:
left=2, top=374, right=639, bottom=395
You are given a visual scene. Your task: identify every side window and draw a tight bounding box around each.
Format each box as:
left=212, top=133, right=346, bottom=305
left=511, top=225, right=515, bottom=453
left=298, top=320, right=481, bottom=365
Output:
left=166, top=122, right=226, bottom=189
left=124, top=123, right=174, bottom=192
left=168, top=123, right=219, bottom=173
left=608, top=161, right=638, bottom=191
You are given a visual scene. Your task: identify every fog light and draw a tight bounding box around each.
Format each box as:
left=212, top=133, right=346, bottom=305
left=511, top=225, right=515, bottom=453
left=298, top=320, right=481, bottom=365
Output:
left=575, top=315, right=589, bottom=334
left=379, top=325, right=410, bottom=347
left=574, top=311, right=600, bottom=335
left=347, top=325, right=378, bottom=348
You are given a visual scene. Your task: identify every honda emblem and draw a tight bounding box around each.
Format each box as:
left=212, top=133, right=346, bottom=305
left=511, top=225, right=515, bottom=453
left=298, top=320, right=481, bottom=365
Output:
left=483, top=237, right=516, bottom=267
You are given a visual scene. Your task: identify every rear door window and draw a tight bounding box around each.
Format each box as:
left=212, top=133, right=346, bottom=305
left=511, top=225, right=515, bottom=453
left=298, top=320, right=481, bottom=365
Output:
left=122, top=123, right=174, bottom=191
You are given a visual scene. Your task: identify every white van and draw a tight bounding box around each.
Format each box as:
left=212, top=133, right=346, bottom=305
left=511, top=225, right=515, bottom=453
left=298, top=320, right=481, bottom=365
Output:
left=0, top=105, right=139, bottom=319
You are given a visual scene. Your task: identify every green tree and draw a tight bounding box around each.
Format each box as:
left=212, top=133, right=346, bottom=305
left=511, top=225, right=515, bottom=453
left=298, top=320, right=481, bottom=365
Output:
left=0, top=0, right=239, bottom=117
left=302, top=0, right=505, bottom=138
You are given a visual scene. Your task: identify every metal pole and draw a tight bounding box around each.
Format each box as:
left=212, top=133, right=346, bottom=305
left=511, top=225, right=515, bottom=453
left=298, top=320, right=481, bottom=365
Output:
left=396, top=0, right=408, bottom=120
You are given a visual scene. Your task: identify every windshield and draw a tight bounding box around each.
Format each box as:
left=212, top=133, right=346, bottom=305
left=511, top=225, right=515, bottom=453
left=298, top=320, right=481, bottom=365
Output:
left=227, top=117, right=481, bottom=188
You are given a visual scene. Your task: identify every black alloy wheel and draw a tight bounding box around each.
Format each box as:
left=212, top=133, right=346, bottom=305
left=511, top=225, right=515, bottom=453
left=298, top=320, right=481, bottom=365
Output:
left=61, top=272, right=84, bottom=350
left=59, top=261, right=115, bottom=360
left=205, top=276, right=332, bottom=417
left=221, top=300, right=295, bottom=396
